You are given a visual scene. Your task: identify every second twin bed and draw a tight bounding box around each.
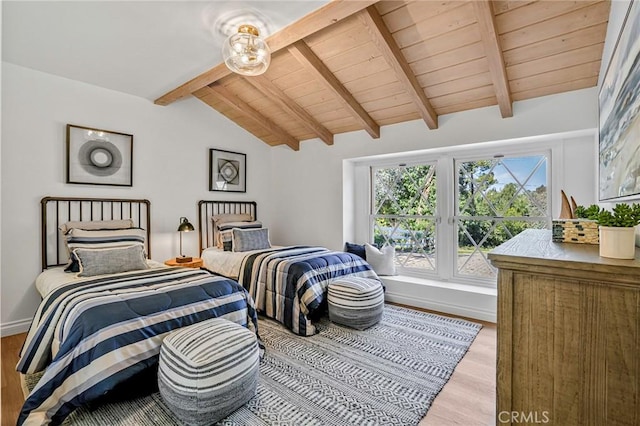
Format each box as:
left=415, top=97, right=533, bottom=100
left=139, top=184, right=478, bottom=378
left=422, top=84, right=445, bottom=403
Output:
left=197, top=200, right=381, bottom=336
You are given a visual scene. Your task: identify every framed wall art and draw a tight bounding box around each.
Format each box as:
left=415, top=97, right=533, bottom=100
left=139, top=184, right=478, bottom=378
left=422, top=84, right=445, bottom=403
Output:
left=209, top=148, right=246, bottom=192
left=66, top=124, right=133, bottom=186
left=599, top=0, right=640, bottom=201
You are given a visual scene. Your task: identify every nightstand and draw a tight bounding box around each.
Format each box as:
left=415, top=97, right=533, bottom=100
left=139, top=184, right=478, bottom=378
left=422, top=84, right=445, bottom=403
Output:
left=164, top=257, right=203, bottom=268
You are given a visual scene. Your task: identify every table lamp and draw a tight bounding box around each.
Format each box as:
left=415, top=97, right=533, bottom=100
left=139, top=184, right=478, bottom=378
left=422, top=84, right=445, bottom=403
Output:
left=176, top=217, right=194, bottom=263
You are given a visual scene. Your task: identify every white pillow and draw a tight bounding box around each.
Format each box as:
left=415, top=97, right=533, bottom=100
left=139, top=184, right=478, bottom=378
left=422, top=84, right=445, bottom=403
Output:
left=212, top=213, right=253, bottom=225
left=59, top=219, right=134, bottom=234
left=364, top=244, right=396, bottom=276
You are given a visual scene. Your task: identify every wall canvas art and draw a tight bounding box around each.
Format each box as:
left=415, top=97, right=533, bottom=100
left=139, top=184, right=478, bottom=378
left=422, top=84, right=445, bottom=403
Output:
left=66, top=124, right=133, bottom=186
left=599, top=0, right=640, bottom=201
left=209, top=148, right=246, bottom=192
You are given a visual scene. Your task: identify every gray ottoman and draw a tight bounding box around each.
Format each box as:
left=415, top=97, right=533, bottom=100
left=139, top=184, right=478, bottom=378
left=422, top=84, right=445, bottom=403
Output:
left=158, top=318, right=259, bottom=425
left=327, top=277, right=384, bottom=330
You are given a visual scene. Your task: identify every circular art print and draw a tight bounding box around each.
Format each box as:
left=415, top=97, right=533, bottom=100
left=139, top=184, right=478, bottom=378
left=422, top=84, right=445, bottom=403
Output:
left=77, top=140, right=122, bottom=177
left=66, top=125, right=133, bottom=186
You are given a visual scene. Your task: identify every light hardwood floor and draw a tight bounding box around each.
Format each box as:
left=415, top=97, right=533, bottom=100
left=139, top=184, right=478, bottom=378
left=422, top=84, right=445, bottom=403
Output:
left=420, top=316, right=496, bottom=425
left=1, top=307, right=496, bottom=426
left=1, top=332, right=27, bottom=426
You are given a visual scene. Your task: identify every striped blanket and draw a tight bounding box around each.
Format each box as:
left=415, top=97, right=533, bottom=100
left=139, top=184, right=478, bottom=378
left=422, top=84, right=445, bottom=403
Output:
left=238, top=246, right=379, bottom=336
left=17, top=267, right=258, bottom=426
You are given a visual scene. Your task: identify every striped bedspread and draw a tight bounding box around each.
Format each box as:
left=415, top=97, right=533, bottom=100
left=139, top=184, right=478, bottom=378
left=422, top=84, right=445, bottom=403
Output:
left=17, top=267, right=258, bottom=426
left=238, top=246, right=379, bottom=336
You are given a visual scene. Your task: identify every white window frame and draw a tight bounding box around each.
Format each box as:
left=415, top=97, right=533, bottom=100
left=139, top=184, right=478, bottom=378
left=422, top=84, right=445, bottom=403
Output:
left=361, top=139, right=561, bottom=288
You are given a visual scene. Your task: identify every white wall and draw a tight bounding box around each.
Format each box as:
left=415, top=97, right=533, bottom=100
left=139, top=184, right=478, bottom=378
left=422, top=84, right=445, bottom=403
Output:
left=0, top=0, right=4, bottom=337
left=1, top=62, right=273, bottom=335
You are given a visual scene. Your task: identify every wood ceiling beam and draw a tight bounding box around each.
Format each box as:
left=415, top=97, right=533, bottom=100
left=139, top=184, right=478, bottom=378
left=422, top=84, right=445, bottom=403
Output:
left=154, top=0, right=379, bottom=106
left=243, top=75, right=334, bottom=146
left=288, top=40, right=380, bottom=139
left=359, top=6, right=438, bottom=130
left=203, top=84, right=300, bottom=151
left=473, top=0, right=513, bottom=118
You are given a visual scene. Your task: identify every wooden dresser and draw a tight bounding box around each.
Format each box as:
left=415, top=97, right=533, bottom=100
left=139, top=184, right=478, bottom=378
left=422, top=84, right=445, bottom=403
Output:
left=488, top=229, right=640, bottom=426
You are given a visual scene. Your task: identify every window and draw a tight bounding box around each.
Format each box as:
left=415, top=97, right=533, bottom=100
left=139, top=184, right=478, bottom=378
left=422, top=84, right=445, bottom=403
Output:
left=368, top=149, right=551, bottom=285
left=372, top=163, right=437, bottom=274
left=455, top=155, right=549, bottom=280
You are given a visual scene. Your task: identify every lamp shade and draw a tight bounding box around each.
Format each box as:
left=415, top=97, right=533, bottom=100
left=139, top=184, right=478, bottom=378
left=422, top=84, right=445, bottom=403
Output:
left=177, top=217, right=194, bottom=232
left=222, top=24, right=270, bottom=76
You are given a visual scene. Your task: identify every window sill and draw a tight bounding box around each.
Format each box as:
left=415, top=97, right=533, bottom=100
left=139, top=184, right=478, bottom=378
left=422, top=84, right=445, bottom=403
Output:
left=379, top=275, right=497, bottom=322
left=380, top=275, right=497, bottom=296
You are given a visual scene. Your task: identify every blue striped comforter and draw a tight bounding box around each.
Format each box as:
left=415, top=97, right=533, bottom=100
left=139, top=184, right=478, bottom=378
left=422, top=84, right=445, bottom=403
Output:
left=238, top=246, right=379, bottom=336
left=17, top=267, right=258, bottom=426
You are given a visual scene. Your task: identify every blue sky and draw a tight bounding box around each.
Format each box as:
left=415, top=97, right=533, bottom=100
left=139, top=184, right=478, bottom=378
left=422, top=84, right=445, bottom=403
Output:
left=489, top=156, right=547, bottom=191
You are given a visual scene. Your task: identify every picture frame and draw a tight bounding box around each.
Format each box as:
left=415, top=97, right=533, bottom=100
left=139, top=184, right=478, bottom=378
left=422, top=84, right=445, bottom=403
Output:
left=598, top=0, right=640, bottom=201
left=66, top=124, right=133, bottom=187
left=209, top=148, right=246, bottom=192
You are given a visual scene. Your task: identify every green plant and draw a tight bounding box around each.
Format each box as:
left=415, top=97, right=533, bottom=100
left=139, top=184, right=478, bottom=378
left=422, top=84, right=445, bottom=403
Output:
left=596, top=203, right=640, bottom=227
left=573, top=204, right=601, bottom=220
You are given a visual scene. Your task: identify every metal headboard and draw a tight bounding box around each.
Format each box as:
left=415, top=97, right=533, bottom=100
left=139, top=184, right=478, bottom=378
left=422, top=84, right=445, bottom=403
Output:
left=41, top=196, right=151, bottom=270
left=198, top=200, right=257, bottom=254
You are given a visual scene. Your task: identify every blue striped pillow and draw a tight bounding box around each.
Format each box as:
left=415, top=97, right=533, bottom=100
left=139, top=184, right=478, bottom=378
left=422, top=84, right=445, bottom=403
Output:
left=65, top=228, right=146, bottom=247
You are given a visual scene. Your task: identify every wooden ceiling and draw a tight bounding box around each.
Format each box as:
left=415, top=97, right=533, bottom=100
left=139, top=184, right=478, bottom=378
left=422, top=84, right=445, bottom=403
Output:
left=156, top=0, right=610, bottom=151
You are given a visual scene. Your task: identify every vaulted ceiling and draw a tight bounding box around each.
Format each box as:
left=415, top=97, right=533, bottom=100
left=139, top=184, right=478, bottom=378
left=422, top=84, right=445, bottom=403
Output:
left=156, top=0, right=611, bottom=151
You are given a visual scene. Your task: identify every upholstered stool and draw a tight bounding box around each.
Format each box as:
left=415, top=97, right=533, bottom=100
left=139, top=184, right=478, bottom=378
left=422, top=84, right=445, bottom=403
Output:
left=158, top=318, right=259, bottom=425
left=327, top=277, right=384, bottom=330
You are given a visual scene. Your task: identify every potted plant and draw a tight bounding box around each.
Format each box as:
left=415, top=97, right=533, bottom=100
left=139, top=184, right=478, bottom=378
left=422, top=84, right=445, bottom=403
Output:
left=573, top=204, right=601, bottom=221
left=595, top=203, right=640, bottom=259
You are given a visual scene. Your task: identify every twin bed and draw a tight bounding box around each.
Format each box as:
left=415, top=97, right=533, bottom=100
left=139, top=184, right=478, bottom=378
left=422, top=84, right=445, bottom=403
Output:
left=18, top=197, right=380, bottom=425
left=197, top=200, right=379, bottom=336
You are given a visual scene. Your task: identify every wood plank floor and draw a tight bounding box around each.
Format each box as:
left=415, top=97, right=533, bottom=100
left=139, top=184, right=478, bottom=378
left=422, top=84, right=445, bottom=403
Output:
left=1, top=332, right=27, bottom=426
left=420, top=314, right=496, bottom=425
left=1, top=307, right=496, bottom=426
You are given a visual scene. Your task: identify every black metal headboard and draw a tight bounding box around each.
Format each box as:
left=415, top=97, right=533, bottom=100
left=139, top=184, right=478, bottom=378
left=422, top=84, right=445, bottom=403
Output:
left=41, top=196, right=151, bottom=270
left=198, top=200, right=257, bottom=254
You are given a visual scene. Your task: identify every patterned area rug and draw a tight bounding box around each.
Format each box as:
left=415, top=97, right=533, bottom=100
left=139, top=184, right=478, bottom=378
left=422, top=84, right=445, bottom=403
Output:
left=23, top=305, right=481, bottom=425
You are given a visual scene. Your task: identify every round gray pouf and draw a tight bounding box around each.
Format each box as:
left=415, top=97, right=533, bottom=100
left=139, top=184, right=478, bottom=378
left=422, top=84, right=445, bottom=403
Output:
left=327, top=276, right=384, bottom=330
left=158, top=318, right=259, bottom=425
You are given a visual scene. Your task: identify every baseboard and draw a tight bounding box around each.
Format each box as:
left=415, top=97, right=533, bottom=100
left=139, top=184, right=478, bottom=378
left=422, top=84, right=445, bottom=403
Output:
left=1, top=318, right=32, bottom=337
left=385, top=290, right=496, bottom=323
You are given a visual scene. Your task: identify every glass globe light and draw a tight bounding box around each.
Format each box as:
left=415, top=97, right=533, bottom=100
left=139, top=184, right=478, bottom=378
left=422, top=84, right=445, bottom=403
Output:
left=222, top=24, right=271, bottom=76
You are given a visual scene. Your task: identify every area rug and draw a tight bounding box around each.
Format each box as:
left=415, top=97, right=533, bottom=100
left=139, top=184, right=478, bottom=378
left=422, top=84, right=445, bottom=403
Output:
left=23, top=305, right=481, bottom=425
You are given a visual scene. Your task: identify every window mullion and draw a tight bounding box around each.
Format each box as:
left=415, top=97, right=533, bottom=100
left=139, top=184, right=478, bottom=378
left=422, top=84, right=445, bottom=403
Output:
left=436, top=156, right=453, bottom=281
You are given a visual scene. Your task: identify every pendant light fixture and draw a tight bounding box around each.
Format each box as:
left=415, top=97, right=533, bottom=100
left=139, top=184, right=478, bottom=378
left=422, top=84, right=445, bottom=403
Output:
left=222, top=24, right=271, bottom=76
